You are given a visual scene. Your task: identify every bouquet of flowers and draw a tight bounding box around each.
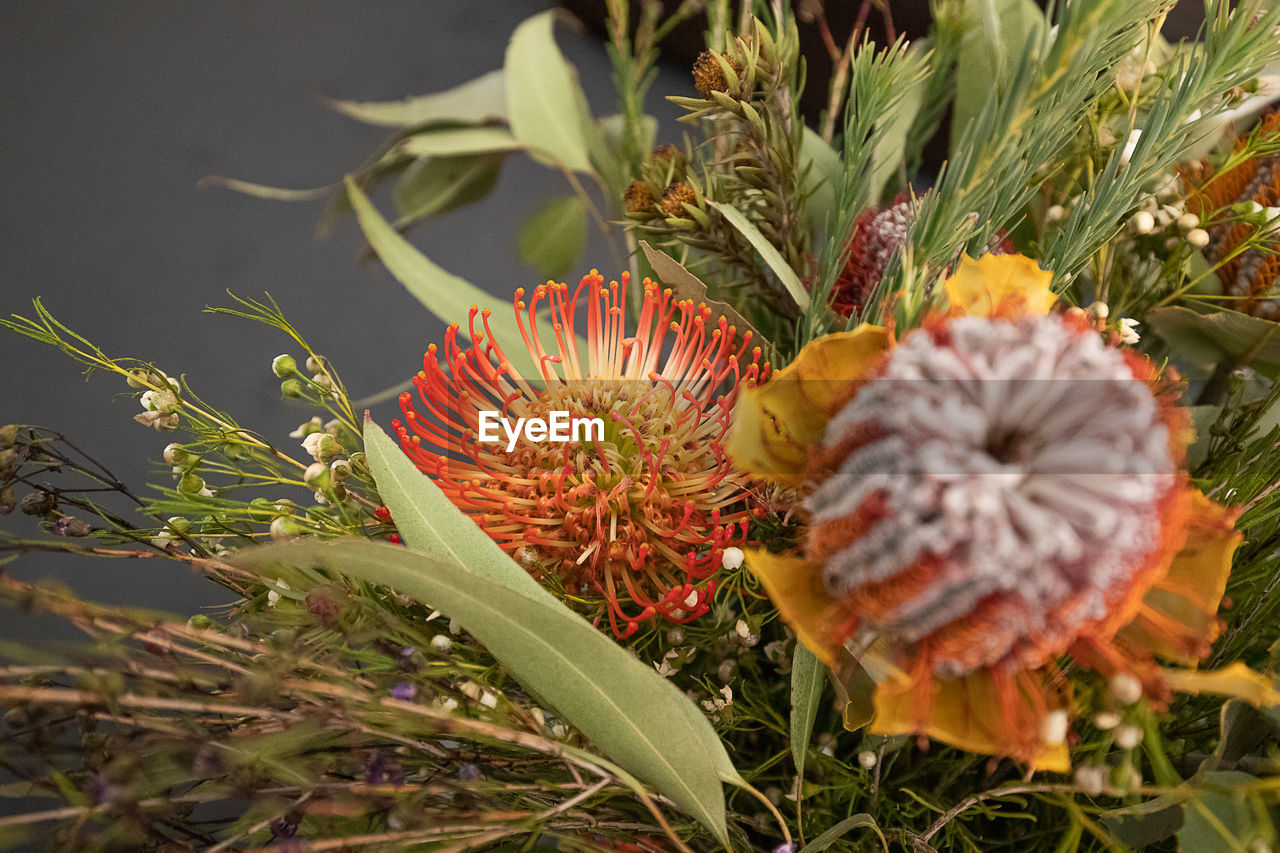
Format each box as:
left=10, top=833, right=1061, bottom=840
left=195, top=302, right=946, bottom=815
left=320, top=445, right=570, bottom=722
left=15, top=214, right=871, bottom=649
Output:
left=5, top=1, right=1280, bottom=849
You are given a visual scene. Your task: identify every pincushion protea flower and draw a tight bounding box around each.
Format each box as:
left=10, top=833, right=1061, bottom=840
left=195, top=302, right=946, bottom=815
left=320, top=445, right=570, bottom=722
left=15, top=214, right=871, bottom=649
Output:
left=393, top=270, right=768, bottom=637
left=1182, top=110, right=1280, bottom=318
left=729, top=254, right=1260, bottom=770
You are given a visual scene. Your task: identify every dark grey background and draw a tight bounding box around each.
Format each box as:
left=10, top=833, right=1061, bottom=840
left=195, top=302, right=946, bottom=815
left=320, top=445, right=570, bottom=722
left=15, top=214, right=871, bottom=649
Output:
left=0, top=2, right=686, bottom=633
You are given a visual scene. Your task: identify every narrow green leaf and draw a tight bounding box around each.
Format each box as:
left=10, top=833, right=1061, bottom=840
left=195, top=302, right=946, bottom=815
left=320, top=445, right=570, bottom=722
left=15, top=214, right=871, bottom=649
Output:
left=799, top=813, right=889, bottom=853
left=345, top=177, right=539, bottom=378
left=708, top=200, right=810, bottom=308
left=197, top=176, right=335, bottom=201
left=398, top=126, right=525, bottom=158
left=790, top=643, right=824, bottom=778
left=325, top=70, right=507, bottom=128
left=517, top=196, right=587, bottom=281
left=233, top=537, right=732, bottom=845
left=392, top=153, right=504, bottom=226
left=505, top=11, right=596, bottom=173
left=363, top=421, right=557, bottom=605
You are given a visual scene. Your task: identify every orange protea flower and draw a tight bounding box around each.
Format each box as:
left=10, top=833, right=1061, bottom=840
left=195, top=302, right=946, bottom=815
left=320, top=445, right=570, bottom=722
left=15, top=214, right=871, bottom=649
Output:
left=393, top=270, right=768, bottom=637
left=729, top=254, right=1258, bottom=770
left=1182, top=110, right=1280, bottom=318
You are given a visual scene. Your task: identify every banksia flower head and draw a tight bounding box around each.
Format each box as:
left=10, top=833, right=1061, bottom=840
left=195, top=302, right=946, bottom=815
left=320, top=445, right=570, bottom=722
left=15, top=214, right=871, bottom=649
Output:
left=1182, top=110, right=1280, bottom=318
left=394, top=271, right=768, bottom=637
left=731, top=255, right=1246, bottom=770
left=829, top=195, right=1015, bottom=317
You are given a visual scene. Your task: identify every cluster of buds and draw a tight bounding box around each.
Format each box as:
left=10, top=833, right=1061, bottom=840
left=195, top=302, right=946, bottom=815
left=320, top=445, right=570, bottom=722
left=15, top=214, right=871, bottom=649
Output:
left=273, top=352, right=337, bottom=400
left=129, top=368, right=182, bottom=431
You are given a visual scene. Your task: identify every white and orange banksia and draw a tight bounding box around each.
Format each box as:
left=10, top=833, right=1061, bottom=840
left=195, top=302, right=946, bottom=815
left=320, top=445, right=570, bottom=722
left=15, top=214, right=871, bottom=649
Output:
left=730, top=254, right=1251, bottom=770
left=393, top=270, right=768, bottom=637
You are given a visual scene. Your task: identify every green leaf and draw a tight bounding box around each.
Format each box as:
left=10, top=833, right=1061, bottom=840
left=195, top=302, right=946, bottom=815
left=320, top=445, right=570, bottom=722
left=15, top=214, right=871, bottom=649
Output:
left=950, top=0, right=1044, bottom=150
left=790, top=643, right=824, bottom=778
left=392, top=153, right=504, bottom=226
left=1178, top=771, right=1264, bottom=852
left=398, top=126, right=526, bottom=158
left=233, top=536, right=734, bottom=845
left=362, top=421, right=557, bottom=605
left=517, top=195, right=587, bottom=280
left=197, top=176, right=336, bottom=201
left=345, top=177, right=539, bottom=378
left=1146, top=306, right=1280, bottom=368
left=707, top=200, right=810, bottom=309
left=799, top=813, right=888, bottom=853
left=799, top=127, right=841, bottom=238
left=504, top=11, right=596, bottom=173
left=325, top=70, right=507, bottom=128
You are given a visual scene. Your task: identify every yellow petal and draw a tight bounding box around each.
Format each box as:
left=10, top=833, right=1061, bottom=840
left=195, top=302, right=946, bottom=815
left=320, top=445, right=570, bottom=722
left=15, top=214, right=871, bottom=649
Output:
left=745, top=550, right=852, bottom=666
left=1117, top=490, right=1242, bottom=664
left=725, top=325, right=888, bottom=484
left=870, top=667, right=1072, bottom=773
left=1160, top=663, right=1280, bottom=707
left=943, top=254, right=1057, bottom=318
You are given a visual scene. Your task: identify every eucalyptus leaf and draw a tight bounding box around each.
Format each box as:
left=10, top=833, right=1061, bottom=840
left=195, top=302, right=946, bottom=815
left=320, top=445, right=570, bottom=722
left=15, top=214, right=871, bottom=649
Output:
left=518, top=195, right=588, bottom=280
left=505, top=11, right=596, bottom=173
left=1178, top=771, right=1264, bottom=851
left=325, top=70, right=507, bottom=128
left=233, top=536, right=733, bottom=845
left=799, top=127, right=841, bottom=239
left=790, top=643, right=824, bottom=777
left=398, top=126, right=526, bottom=158
left=707, top=200, right=810, bottom=308
left=951, top=0, right=1044, bottom=149
left=1146, top=305, right=1280, bottom=368
left=345, top=177, right=540, bottom=378
left=362, top=421, right=556, bottom=605
left=392, top=153, right=504, bottom=226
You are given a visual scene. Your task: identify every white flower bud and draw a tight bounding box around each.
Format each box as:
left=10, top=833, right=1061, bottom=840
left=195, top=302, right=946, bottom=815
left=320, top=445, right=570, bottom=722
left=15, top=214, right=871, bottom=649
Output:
left=1118, top=318, right=1140, bottom=345
left=269, top=517, right=300, bottom=541
left=1086, top=301, right=1110, bottom=321
left=1114, top=724, right=1143, bottom=750
left=1109, top=673, right=1143, bottom=705
left=858, top=750, right=878, bottom=769
left=1176, top=213, right=1199, bottom=231
left=1093, top=711, right=1120, bottom=731
left=1129, top=210, right=1155, bottom=234
left=430, top=634, right=452, bottom=654
left=304, top=462, right=329, bottom=488
left=302, top=432, right=339, bottom=462
left=734, top=619, right=751, bottom=639
left=1187, top=228, right=1210, bottom=249
left=1040, top=709, right=1070, bottom=746
left=721, top=546, right=744, bottom=570
left=1074, top=765, right=1106, bottom=797
left=1045, top=204, right=1066, bottom=223
left=163, top=443, right=186, bottom=465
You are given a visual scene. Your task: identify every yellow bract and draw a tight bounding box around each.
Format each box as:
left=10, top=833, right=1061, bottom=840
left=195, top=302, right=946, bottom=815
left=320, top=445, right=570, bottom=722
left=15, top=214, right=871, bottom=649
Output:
left=944, top=254, right=1058, bottom=317
left=725, top=324, right=888, bottom=485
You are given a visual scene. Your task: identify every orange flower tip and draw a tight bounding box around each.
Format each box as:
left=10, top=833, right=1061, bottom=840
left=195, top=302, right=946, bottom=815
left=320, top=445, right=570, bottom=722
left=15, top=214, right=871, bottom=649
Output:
left=515, top=287, right=526, bottom=298
left=449, top=322, right=460, bottom=331
left=469, top=304, right=479, bottom=313
left=482, top=308, right=492, bottom=318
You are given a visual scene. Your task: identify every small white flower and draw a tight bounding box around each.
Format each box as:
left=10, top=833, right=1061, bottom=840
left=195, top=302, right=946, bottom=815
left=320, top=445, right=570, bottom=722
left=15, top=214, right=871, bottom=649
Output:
left=479, top=690, right=499, bottom=709
left=1041, top=709, right=1070, bottom=746
left=655, top=659, right=677, bottom=677
left=1118, top=318, right=1140, bottom=345
left=858, top=750, right=878, bottom=769
left=430, top=634, right=452, bottom=654
left=1093, top=711, right=1120, bottom=731
left=1186, top=228, right=1211, bottom=249
left=435, top=696, right=459, bottom=713
left=701, top=685, right=734, bottom=713
left=1074, top=765, right=1106, bottom=797
left=289, top=417, right=324, bottom=439
left=1045, top=204, right=1066, bottom=223
left=683, top=589, right=699, bottom=608
left=1176, top=213, right=1200, bottom=231
left=266, top=578, right=290, bottom=608
left=1114, top=724, right=1143, bottom=750
left=1086, top=301, right=1110, bottom=322
left=302, top=432, right=329, bottom=462
left=721, top=546, right=744, bottom=570
left=734, top=619, right=751, bottom=639
left=1109, top=673, right=1143, bottom=705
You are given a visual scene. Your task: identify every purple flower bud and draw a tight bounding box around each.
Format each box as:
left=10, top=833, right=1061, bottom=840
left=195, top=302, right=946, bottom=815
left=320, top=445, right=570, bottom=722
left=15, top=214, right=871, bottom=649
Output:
left=391, top=682, right=417, bottom=701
